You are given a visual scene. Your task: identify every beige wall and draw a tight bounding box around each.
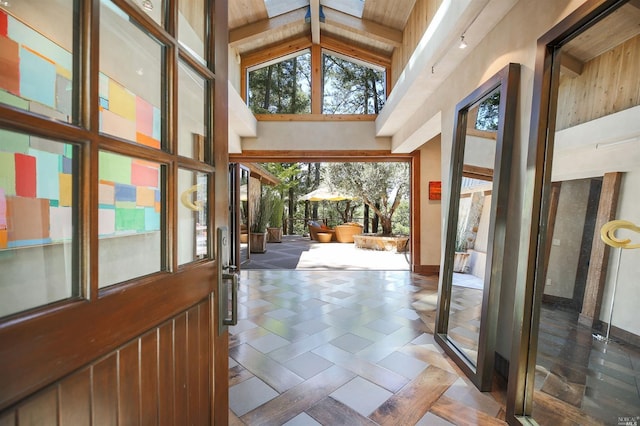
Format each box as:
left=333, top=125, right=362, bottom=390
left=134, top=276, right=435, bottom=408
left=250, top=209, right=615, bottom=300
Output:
left=419, top=134, right=442, bottom=267
left=242, top=121, right=392, bottom=151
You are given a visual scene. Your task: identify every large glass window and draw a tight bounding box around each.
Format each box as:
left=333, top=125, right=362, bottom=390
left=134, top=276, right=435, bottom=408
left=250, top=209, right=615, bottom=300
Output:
left=0, top=131, right=77, bottom=317
left=177, top=60, right=206, bottom=159
left=98, top=151, right=163, bottom=287
left=322, top=52, right=386, bottom=114
left=247, top=51, right=311, bottom=114
left=178, top=0, right=206, bottom=64
left=99, top=0, right=164, bottom=149
left=178, top=169, right=208, bottom=265
left=0, top=1, right=74, bottom=123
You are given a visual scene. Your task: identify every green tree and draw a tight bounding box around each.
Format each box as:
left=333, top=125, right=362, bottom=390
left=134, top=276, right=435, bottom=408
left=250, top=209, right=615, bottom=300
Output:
left=248, top=53, right=311, bottom=114
left=322, top=53, right=386, bottom=114
left=474, top=90, right=500, bottom=131
left=324, top=162, right=408, bottom=235
left=262, top=163, right=302, bottom=234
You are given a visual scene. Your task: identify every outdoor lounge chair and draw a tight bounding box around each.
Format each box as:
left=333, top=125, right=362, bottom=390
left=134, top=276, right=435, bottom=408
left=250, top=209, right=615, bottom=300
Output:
left=308, top=221, right=336, bottom=241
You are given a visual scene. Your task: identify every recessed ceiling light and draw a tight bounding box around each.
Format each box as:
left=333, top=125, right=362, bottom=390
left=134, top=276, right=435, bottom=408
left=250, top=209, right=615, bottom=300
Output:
left=142, top=0, right=153, bottom=12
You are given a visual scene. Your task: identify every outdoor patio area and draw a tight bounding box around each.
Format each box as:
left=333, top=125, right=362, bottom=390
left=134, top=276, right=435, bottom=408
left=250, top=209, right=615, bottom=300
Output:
left=241, top=235, right=411, bottom=271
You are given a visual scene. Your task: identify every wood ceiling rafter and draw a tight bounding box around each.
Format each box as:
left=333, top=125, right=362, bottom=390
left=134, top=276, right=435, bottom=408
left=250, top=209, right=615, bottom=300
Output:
left=322, top=7, right=403, bottom=48
left=322, top=34, right=392, bottom=68
left=241, top=36, right=313, bottom=69
left=229, top=8, right=308, bottom=48
left=229, top=5, right=403, bottom=53
left=240, top=33, right=391, bottom=70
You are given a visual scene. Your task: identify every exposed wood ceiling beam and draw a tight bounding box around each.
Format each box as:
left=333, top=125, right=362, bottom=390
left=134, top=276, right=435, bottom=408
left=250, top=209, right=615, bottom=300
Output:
left=322, top=7, right=403, bottom=48
left=560, top=52, right=584, bottom=77
left=229, top=8, right=307, bottom=47
left=229, top=5, right=403, bottom=50
left=322, top=35, right=391, bottom=67
left=311, top=0, right=321, bottom=44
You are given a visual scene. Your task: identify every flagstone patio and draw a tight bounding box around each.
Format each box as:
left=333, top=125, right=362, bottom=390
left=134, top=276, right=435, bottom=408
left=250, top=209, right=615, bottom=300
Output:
left=241, top=235, right=411, bottom=271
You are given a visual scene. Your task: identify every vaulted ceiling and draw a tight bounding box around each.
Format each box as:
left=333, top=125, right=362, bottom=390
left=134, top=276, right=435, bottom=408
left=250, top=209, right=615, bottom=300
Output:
left=228, top=0, right=417, bottom=58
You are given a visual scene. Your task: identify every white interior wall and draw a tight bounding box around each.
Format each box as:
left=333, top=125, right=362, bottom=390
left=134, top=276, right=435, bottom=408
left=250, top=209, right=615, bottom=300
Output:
left=228, top=47, right=242, bottom=93
left=603, top=171, right=640, bottom=336
left=419, top=134, right=442, bottom=267
left=465, top=135, right=495, bottom=169
left=242, top=121, right=391, bottom=151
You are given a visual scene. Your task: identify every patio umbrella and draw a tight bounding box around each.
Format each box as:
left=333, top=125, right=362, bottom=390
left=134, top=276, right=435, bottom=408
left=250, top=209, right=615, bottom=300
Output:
left=299, top=186, right=353, bottom=202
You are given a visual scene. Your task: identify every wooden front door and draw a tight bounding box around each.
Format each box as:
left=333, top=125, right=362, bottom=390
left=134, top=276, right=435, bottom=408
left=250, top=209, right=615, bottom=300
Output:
left=0, top=0, right=230, bottom=424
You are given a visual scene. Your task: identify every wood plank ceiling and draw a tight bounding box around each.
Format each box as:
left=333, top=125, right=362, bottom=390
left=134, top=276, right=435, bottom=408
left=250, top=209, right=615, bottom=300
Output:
left=228, top=0, right=417, bottom=60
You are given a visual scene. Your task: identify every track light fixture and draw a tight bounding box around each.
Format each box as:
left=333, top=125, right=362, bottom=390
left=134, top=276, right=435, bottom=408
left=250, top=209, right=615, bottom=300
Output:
left=459, top=35, right=468, bottom=49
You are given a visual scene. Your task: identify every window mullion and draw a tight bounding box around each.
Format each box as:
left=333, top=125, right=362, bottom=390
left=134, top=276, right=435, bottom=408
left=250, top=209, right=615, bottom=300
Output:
left=311, top=44, right=322, bottom=115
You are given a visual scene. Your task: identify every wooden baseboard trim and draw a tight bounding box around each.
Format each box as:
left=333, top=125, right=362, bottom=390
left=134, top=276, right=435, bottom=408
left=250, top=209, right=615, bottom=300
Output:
left=413, top=265, right=439, bottom=275
left=542, top=294, right=576, bottom=309
left=593, top=320, right=640, bottom=347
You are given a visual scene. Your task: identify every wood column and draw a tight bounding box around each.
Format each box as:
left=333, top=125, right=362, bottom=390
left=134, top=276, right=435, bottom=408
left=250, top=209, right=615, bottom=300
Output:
left=578, top=172, right=622, bottom=327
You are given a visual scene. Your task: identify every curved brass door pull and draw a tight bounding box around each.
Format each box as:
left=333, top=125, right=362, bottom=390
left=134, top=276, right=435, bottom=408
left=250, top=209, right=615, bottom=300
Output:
left=600, top=220, right=640, bottom=249
left=180, top=184, right=205, bottom=211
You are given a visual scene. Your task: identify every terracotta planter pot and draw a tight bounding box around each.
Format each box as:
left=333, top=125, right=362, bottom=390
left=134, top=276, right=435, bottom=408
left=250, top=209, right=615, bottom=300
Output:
left=334, top=224, right=363, bottom=243
left=250, top=232, right=267, bottom=253
left=316, top=232, right=332, bottom=243
left=267, top=227, right=282, bottom=243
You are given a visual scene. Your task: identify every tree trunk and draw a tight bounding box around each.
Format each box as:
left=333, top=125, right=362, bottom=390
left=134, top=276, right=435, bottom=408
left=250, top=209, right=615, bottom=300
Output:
left=263, top=66, right=273, bottom=110
left=380, top=217, right=392, bottom=236
left=288, top=186, right=295, bottom=235
left=291, top=58, right=297, bottom=112
left=363, top=204, right=370, bottom=233
left=372, top=202, right=380, bottom=233
left=312, top=163, right=320, bottom=220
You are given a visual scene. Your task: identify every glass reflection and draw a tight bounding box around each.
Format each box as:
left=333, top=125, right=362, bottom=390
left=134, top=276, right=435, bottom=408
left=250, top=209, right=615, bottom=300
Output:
left=99, top=0, right=164, bottom=148
left=0, top=0, right=74, bottom=123
left=177, top=60, right=206, bottom=160
left=98, top=151, right=163, bottom=287
left=0, top=132, right=77, bottom=317
left=447, top=89, right=499, bottom=366
left=240, top=167, right=249, bottom=263
left=178, top=0, right=206, bottom=63
left=178, top=168, right=208, bottom=265
left=531, top=4, right=640, bottom=423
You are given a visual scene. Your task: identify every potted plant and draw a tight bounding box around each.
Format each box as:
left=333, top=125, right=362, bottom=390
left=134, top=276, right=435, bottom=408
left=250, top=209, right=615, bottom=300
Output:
left=250, top=187, right=274, bottom=253
left=267, top=194, right=284, bottom=243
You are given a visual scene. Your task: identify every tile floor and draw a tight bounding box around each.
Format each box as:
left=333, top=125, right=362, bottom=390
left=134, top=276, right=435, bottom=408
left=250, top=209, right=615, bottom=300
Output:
left=228, top=270, right=507, bottom=425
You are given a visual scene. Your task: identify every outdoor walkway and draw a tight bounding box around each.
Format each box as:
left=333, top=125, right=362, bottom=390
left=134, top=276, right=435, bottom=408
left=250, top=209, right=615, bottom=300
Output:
left=242, top=235, right=411, bottom=271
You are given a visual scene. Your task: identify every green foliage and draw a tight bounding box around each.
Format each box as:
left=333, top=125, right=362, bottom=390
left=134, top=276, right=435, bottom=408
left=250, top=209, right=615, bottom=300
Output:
left=270, top=195, right=284, bottom=228
left=392, top=200, right=410, bottom=235
left=251, top=187, right=274, bottom=233
left=248, top=53, right=311, bottom=114
left=475, top=89, right=501, bottom=131
left=324, top=162, right=409, bottom=235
